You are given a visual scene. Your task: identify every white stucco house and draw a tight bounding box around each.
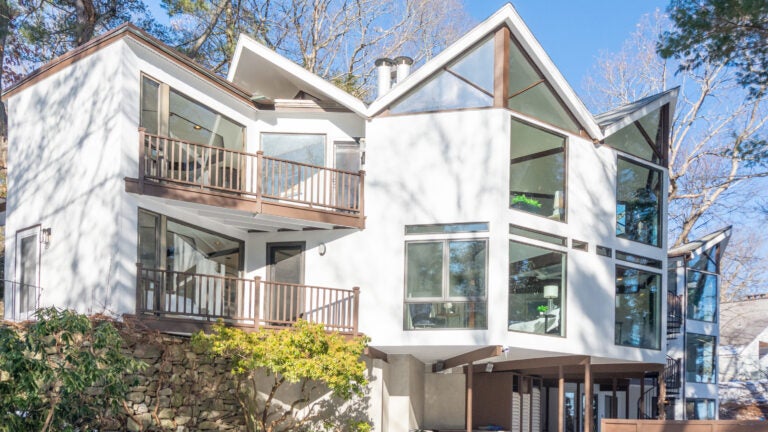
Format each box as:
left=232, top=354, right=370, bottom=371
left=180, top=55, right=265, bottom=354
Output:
left=719, top=294, right=768, bottom=382
left=2, top=3, right=722, bottom=431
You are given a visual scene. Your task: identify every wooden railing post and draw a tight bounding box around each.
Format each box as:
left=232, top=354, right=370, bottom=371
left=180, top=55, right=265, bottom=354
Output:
left=256, top=151, right=264, bottom=208
left=138, top=128, right=146, bottom=193
left=352, top=286, right=360, bottom=336
left=357, top=170, right=365, bottom=227
left=135, top=262, right=143, bottom=314
left=254, top=276, right=261, bottom=329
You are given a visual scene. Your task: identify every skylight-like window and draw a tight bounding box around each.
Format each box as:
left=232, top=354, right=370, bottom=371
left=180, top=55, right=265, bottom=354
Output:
left=605, top=106, right=667, bottom=165
left=390, top=37, right=494, bottom=114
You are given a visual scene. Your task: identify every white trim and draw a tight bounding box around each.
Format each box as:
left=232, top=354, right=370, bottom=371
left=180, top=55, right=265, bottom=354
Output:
left=228, top=35, right=368, bottom=117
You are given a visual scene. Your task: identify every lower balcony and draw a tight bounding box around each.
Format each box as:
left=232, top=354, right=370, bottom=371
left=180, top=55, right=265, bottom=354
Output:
left=134, top=265, right=360, bottom=335
left=125, top=129, right=365, bottom=230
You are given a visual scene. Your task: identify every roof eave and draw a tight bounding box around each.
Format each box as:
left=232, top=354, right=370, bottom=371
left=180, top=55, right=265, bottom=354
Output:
left=601, top=88, right=680, bottom=137
left=229, top=34, right=368, bottom=117
left=3, top=23, right=257, bottom=107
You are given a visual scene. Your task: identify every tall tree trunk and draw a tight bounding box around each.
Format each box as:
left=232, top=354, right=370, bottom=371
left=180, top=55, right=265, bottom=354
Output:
left=74, top=0, right=97, bottom=46
left=0, top=0, right=12, bottom=172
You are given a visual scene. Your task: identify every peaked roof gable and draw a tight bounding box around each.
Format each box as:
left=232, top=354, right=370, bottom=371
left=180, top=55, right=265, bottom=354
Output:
left=228, top=34, right=368, bottom=117
left=596, top=87, right=679, bottom=137
left=668, top=226, right=732, bottom=259
left=367, top=3, right=602, bottom=139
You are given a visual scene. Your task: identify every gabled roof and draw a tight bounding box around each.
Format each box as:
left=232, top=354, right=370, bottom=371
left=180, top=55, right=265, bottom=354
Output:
left=668, top=226, right=732, bottom=259
left=366, top=3, right=603, bottom=139
left=596, top=87, right=679, bottom=137
left=228, top=34, right=368, bottom=117
left=3, top=23, right=255, bottom=107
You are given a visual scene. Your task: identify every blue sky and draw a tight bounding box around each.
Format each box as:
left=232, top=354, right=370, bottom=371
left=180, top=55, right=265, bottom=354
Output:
left=467, top=1, right=669, bottom=89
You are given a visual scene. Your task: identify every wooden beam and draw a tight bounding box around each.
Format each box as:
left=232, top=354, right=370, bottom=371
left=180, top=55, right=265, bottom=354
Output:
left=437, top=345, right=503, bottom=372
left=473, top=355, right=589, bottom=373
left=493, top=26, right=510, bottom=107
left=364, top=347, right=388, bottom=362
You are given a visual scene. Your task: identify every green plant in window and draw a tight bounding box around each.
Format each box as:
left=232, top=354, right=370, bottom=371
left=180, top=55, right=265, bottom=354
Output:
left=537, top=305, right=549, bottom=314
left=512, top=194, right=542, bottom=208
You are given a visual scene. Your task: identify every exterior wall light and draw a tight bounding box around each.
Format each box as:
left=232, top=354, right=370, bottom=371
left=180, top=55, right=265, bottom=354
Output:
left=41, top=228, right=52, bottom=249
left=318, top=242, right=326, bottom=256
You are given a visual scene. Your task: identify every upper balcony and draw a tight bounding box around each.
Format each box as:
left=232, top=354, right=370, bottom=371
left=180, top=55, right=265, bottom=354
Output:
left=125, top=128, right=365, bottom=230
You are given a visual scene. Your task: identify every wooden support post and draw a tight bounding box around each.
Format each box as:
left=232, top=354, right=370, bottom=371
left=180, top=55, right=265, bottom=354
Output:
left=253, top=276, right=261, bottom=329
left=493, top=26, right=511, bottom=107
left=558, top=366, right=564, bottom=432
left=467, top=361, right=473, bottom=432
left=624, top=380, right=629, bottom=419
left=657, top=366, right=666, bottom=420
left=358, top=170, right=365, bottom=226
left=352, top=286, right=360, bottom=336
left=576, top=382, right=581, bottom=431
left=584, top=359, right=593, bottom=432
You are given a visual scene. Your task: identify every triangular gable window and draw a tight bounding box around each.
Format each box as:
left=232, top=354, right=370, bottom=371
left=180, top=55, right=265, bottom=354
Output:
left=604, top=105, right=667, bottom=165
left=390, top=37, right=494, bottom=114
left=507, top=38, right=580, bottom=134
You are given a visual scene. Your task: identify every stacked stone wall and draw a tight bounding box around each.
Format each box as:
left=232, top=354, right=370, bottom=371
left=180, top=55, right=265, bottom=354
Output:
left=111, top=323, right=246, bottom=431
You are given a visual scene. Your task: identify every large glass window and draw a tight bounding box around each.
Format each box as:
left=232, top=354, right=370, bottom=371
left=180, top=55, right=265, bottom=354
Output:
left=615, top=266, right=661, bottom=349
left=391, top=37, right=494, bottom=114
left=688, top=244, right=720, bottom=273
left=510, top=119, right=566, bottom=221
left=507, top=38, right=580, bottom=133
left=138, top=209, right=243, bottom=276
left=616, top=157, right=662, bottom=246
left=686, top=334, right=717, bottom=383
left=604, top=106, right=667, bottom=165
left=687, top=270, right=718, bottom=322
left=261, top=133, right=325, bottom=167
left=138, top=209, right=244, bottom=316
left=404, top=239, right=487, bottom=330
left=140, top=76, right=245, bottom=152
left=685, top=399, right=716, bottom=420
left=508, top=241, right=566, bottom=336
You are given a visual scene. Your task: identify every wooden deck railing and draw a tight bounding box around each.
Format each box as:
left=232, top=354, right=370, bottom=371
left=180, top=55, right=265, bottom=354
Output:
left=138, top=128, right=364, bottom=216
left=136, top=264, right=359, bottom=334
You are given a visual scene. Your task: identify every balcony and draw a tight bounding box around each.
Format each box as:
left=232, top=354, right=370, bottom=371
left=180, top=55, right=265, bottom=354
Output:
left=134, top=265, right=360, bottom=335
left=125, top=129, right=365, bottom=229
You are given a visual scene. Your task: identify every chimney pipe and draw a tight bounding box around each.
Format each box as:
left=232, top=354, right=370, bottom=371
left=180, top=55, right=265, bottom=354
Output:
left=394, top=56, right=414, bottom=83
left=375, top=58, right=394, bottom=98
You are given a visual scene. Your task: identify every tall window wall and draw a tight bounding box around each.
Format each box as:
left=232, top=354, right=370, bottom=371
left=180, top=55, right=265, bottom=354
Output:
left=141, top=76, right=244, bottom=151
left=615, top=265, right=661, bottom=349
left=687, top=244, right=720, bottom=322
left=508, top=233, right=567, bottom=336
left=510, top=120, right=566, bottom=221
left=686, top=333, right=717, bottom=383
left=616, top=157, right=662, bottom=246
left=404, top=223, right=488, bottom=330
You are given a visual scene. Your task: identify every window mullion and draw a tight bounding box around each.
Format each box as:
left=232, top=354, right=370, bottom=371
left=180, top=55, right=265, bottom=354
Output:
left=443, top=239, right=450, bottom=299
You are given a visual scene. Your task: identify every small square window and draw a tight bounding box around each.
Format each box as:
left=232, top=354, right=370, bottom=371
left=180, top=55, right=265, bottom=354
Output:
left=596, top=246, right=612, bottom=258
left=572, top=240, right=588, bottom=251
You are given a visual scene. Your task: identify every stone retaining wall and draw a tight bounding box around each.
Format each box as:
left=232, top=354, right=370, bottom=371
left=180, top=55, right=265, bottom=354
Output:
left=113, top=322, right=246, bottom=431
